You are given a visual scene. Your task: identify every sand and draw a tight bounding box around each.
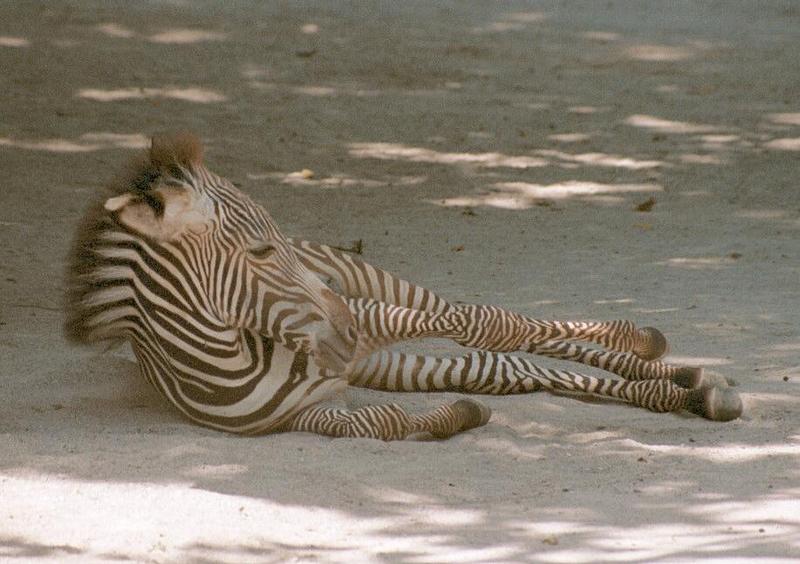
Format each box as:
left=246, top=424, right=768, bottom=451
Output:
left=1, top=1, right=798, bottom=562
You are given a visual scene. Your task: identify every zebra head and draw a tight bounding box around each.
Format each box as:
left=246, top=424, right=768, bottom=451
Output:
left=98, top=134, right=357, bottom=372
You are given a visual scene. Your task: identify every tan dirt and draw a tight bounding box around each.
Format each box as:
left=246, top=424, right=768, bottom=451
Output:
left=1, top=2, right=798, bottom=562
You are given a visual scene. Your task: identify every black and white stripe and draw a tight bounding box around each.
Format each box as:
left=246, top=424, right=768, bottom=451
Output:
left=66, top=136, right=741, bottom=441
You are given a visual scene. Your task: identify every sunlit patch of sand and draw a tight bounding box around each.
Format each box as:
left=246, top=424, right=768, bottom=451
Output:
left=0, top=133, right=148, bottom=153
left=183, top=464, right=248, bottom=479
left=292, top=85, right=338, bottom=97
left=582, top=31, right=620, bottom=42
left=625, top=114, right=719, bottom=134
left=536, top=149, right=664, bottom=169
left=664, top=356, right=732, bottom=367
left=764, top=138, right=800, bottom=151
left=678, top=153, right=724, bottom=165
left=625, top=44, right=693, bottom=61
left=522, top=102, right=552, bottom=111
left=432, top=181, right=662, bottom=210
left=631, top=307, right=681, bottom=314
left=77, top=87, right=226, bottom=103
left=548, top=133, right=592, bottom=143
left=148, top=29, right=226, bottom=44
left=349, top=142, right=548, bottom=169
left=567, top=106, right=608, bottom=114
left=0, top=36, right=29, bottom=47
left=699, top=134, right=740, bottom=150
left=96, top=23, right=136, bottom=38
left=735, top=209, right=790, bottom=220
left=767, top=113, right=800, bottom=126
left=593, top=298, right=635, bottom=305
left=658, top=256, right=737, bottom=269
left=473, top=11, right=546, bottom=33
left=492, top=181, right=662, bottom=199
left=247, top=171, right=426, bottom=189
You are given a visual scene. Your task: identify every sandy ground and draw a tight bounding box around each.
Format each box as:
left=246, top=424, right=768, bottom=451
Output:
left=1, top=1, right=799, bottom=562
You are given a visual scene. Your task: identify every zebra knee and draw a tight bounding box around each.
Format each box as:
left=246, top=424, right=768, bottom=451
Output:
left=633, top=327, right=669, bottom=360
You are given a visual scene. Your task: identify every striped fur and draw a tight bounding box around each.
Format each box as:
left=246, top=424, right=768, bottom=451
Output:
left=65, top=135, right=740, bottom=440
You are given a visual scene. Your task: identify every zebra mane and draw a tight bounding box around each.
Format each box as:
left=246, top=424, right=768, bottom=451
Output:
left=120, top=132, right=204, bottom=196
left=63, top=133, right=204, bottom=344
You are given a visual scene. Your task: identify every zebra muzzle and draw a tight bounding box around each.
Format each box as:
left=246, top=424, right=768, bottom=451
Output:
left=304, top=288, right=358, bottom=373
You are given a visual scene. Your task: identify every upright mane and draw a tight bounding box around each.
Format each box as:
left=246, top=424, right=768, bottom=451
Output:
left=63, top=133, right=204, bottom=344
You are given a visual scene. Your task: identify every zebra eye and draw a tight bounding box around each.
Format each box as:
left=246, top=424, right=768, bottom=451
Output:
left=249, top=243, right=277, bottom=259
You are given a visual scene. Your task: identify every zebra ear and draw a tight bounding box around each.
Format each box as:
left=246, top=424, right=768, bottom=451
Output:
left=104, top=193, right=135, bottom=212
left=104, top=186, right=207, bottom=241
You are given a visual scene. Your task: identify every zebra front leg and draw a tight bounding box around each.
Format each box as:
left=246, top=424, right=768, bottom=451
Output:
left=345, top=297, right=461, bottom=360
left=450, top=304, right=669, bottom=360
left=291, top=240, right=668, bottom=360
left=285, top=400, right=491, bottom=440
left=348, top=351, right=742, bottom=421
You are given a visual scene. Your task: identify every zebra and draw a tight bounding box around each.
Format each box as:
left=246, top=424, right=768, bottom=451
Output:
left=64, top=134, right=742, bottom=441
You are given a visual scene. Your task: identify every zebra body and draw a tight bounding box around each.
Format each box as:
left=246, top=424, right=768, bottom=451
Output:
left=65, top=135, right=741, bottom=440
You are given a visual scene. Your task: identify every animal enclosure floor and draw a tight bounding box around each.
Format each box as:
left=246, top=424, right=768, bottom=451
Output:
left=0, top=1, right=798, bottom=562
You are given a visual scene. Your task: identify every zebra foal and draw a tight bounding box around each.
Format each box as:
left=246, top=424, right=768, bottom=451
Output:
left=65, top=134, right=741, bottom=440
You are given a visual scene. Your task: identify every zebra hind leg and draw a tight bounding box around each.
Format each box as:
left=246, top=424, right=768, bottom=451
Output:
left=285, top=399, right=491, bottom=440
left=348, top=350, right=742, bottom=422
left=528, top=340, right=738, bottom=389
left=526, top=363, right=743, bottom=422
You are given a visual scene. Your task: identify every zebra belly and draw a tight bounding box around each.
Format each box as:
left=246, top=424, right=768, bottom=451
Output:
left=130, top=332, right=347, bottom=435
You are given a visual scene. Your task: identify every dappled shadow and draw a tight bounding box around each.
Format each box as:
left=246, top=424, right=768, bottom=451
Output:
left=1, top=320, right=797, bottom=561
left=0, top=536, right=82, bottom=559
left=341, top=98, right=797, bottom=211
left=2, top=0, right=799, bottom=561
left=2, top=402, right=799, bottom=562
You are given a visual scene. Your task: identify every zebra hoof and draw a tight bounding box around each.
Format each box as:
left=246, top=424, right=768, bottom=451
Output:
left=452, top=398, right=492, bottom=431
left=673, top=367, right=736, bottom=389
left=635, top=327, right=669, bottom=360
left=686, top=386, right=743, bottom=422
